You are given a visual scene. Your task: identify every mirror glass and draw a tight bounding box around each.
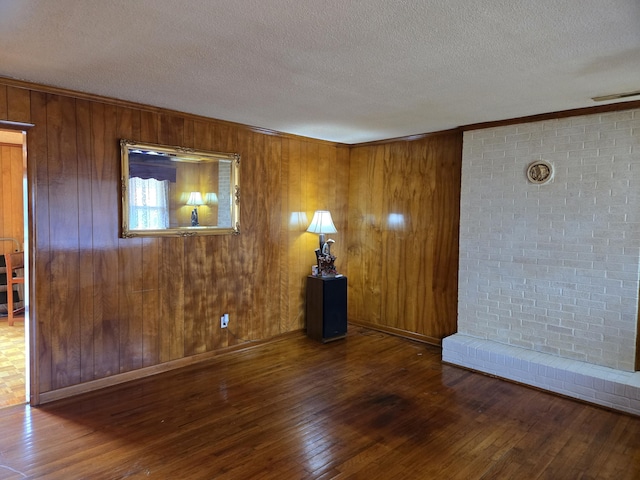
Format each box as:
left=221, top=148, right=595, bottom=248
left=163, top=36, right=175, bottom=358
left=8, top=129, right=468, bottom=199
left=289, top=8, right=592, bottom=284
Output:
left=120, top=139, right=240, bottom=237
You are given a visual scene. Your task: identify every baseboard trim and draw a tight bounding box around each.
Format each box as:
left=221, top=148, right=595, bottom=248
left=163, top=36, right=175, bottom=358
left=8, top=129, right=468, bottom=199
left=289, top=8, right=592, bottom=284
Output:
left=37, top=330, right=304, bottom=405
left=348, top=320, right=442, bottom=346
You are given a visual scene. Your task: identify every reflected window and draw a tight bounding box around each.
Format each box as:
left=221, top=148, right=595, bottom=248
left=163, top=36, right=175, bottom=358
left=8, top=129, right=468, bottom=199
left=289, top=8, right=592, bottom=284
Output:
left=387, top=213, right=405, bottom=231
left=129, top=177, right=170, bottom=229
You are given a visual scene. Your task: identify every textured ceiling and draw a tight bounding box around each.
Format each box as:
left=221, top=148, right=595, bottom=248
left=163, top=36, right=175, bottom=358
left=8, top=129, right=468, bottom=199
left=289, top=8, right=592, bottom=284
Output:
left=0, top=0, right=639, bottom=144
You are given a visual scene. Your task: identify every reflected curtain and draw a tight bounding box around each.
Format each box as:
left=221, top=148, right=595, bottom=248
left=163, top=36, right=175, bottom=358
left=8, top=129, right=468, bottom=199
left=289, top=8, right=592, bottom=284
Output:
left=129, top=177, right=170, bottom=229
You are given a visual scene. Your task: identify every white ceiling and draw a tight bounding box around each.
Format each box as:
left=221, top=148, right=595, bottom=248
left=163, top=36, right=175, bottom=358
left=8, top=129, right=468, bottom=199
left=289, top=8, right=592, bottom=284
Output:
left=0, top=0, right=639, bottom=144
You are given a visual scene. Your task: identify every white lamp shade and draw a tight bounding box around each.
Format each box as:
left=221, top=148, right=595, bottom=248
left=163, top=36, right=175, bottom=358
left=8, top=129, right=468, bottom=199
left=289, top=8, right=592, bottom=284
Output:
left=186, top=191, right=204, bottom=206
left=307, top=210, right=337, bottom=234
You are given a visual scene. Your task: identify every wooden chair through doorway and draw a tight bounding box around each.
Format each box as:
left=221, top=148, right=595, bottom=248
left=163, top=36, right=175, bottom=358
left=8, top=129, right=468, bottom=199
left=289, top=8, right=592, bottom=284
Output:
left=5, top=251, right=24, bottom=326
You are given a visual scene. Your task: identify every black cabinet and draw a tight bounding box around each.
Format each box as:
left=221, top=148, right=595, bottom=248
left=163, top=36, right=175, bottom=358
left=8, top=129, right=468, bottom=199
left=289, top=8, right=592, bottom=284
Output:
left=305, top=275, right=347, bottom=342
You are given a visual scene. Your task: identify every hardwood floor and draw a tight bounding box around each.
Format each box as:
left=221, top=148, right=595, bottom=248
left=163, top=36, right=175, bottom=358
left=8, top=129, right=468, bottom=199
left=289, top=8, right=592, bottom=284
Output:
left=0, top=318, right=25, bottom=407
left=0, top=326, right=638, bottom=479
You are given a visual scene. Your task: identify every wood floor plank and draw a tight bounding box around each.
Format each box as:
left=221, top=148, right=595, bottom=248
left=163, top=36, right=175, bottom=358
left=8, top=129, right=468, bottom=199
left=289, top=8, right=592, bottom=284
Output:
left=0, top=326, right=639, bottom=479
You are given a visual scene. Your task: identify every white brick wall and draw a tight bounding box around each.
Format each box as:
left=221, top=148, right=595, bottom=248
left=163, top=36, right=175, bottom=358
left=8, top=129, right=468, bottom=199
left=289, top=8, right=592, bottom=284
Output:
left=457, top=109, right=640, bottom=372
left=442, top=334, right=640, bottom=416
left=218, top=161, right=232, bottom=227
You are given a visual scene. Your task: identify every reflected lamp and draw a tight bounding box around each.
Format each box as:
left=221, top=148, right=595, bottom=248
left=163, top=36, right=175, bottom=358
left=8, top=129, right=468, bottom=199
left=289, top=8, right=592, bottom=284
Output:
left=289, top=211, right=309, bottom=231
left=186, top=191, right=204, bottom=226
left=204, top=192, right=218, bottom=205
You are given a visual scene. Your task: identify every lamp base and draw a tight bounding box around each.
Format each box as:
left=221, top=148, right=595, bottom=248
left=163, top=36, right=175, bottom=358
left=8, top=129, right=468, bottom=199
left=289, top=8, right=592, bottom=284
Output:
left=314, top=248, right=337, bottom=277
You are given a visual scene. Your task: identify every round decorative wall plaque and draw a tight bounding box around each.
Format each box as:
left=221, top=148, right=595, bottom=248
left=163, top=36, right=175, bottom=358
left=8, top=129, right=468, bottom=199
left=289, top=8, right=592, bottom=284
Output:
left=526, top=160, right=553, bottom=185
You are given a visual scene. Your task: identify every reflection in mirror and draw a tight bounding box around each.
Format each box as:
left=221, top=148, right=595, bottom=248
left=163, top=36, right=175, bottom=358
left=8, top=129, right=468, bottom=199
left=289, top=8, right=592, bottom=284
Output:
left=120, top=139, right=240, bottom=237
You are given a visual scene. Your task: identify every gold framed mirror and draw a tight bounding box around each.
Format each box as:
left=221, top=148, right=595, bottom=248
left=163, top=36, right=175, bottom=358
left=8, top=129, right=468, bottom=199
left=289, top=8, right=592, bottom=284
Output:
left=120, top=139, right=240, bottom=237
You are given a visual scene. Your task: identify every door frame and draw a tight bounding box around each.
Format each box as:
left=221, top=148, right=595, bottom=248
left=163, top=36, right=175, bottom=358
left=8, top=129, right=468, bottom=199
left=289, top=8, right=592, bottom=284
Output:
left=0, top=120, right=36, bottom=405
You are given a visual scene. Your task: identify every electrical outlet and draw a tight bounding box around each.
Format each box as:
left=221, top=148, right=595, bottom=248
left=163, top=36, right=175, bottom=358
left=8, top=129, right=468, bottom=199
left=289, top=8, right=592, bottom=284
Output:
left=221, top=313, right=229, bottom=329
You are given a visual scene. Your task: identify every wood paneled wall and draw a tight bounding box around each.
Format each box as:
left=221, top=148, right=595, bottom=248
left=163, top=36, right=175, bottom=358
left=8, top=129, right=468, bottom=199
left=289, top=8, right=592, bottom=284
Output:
left=0, top=81, right=350, bottom=400
left=347, top=133, right=462, bottom=344
left=0, top=143, right=24, bottom=253
left=1, top=79, right=462, bottom=400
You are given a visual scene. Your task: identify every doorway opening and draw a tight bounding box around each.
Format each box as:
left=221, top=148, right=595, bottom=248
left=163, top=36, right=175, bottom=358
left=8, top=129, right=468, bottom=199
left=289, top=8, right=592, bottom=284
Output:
left=0, top=128, right=29, bottom=407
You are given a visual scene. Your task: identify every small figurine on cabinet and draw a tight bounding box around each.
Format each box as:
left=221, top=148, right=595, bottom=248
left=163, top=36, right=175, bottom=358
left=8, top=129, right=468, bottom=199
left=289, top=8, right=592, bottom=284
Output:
left=322, top=239, right=335, bottom=256
left=315, top=238, right=337, bottom=277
